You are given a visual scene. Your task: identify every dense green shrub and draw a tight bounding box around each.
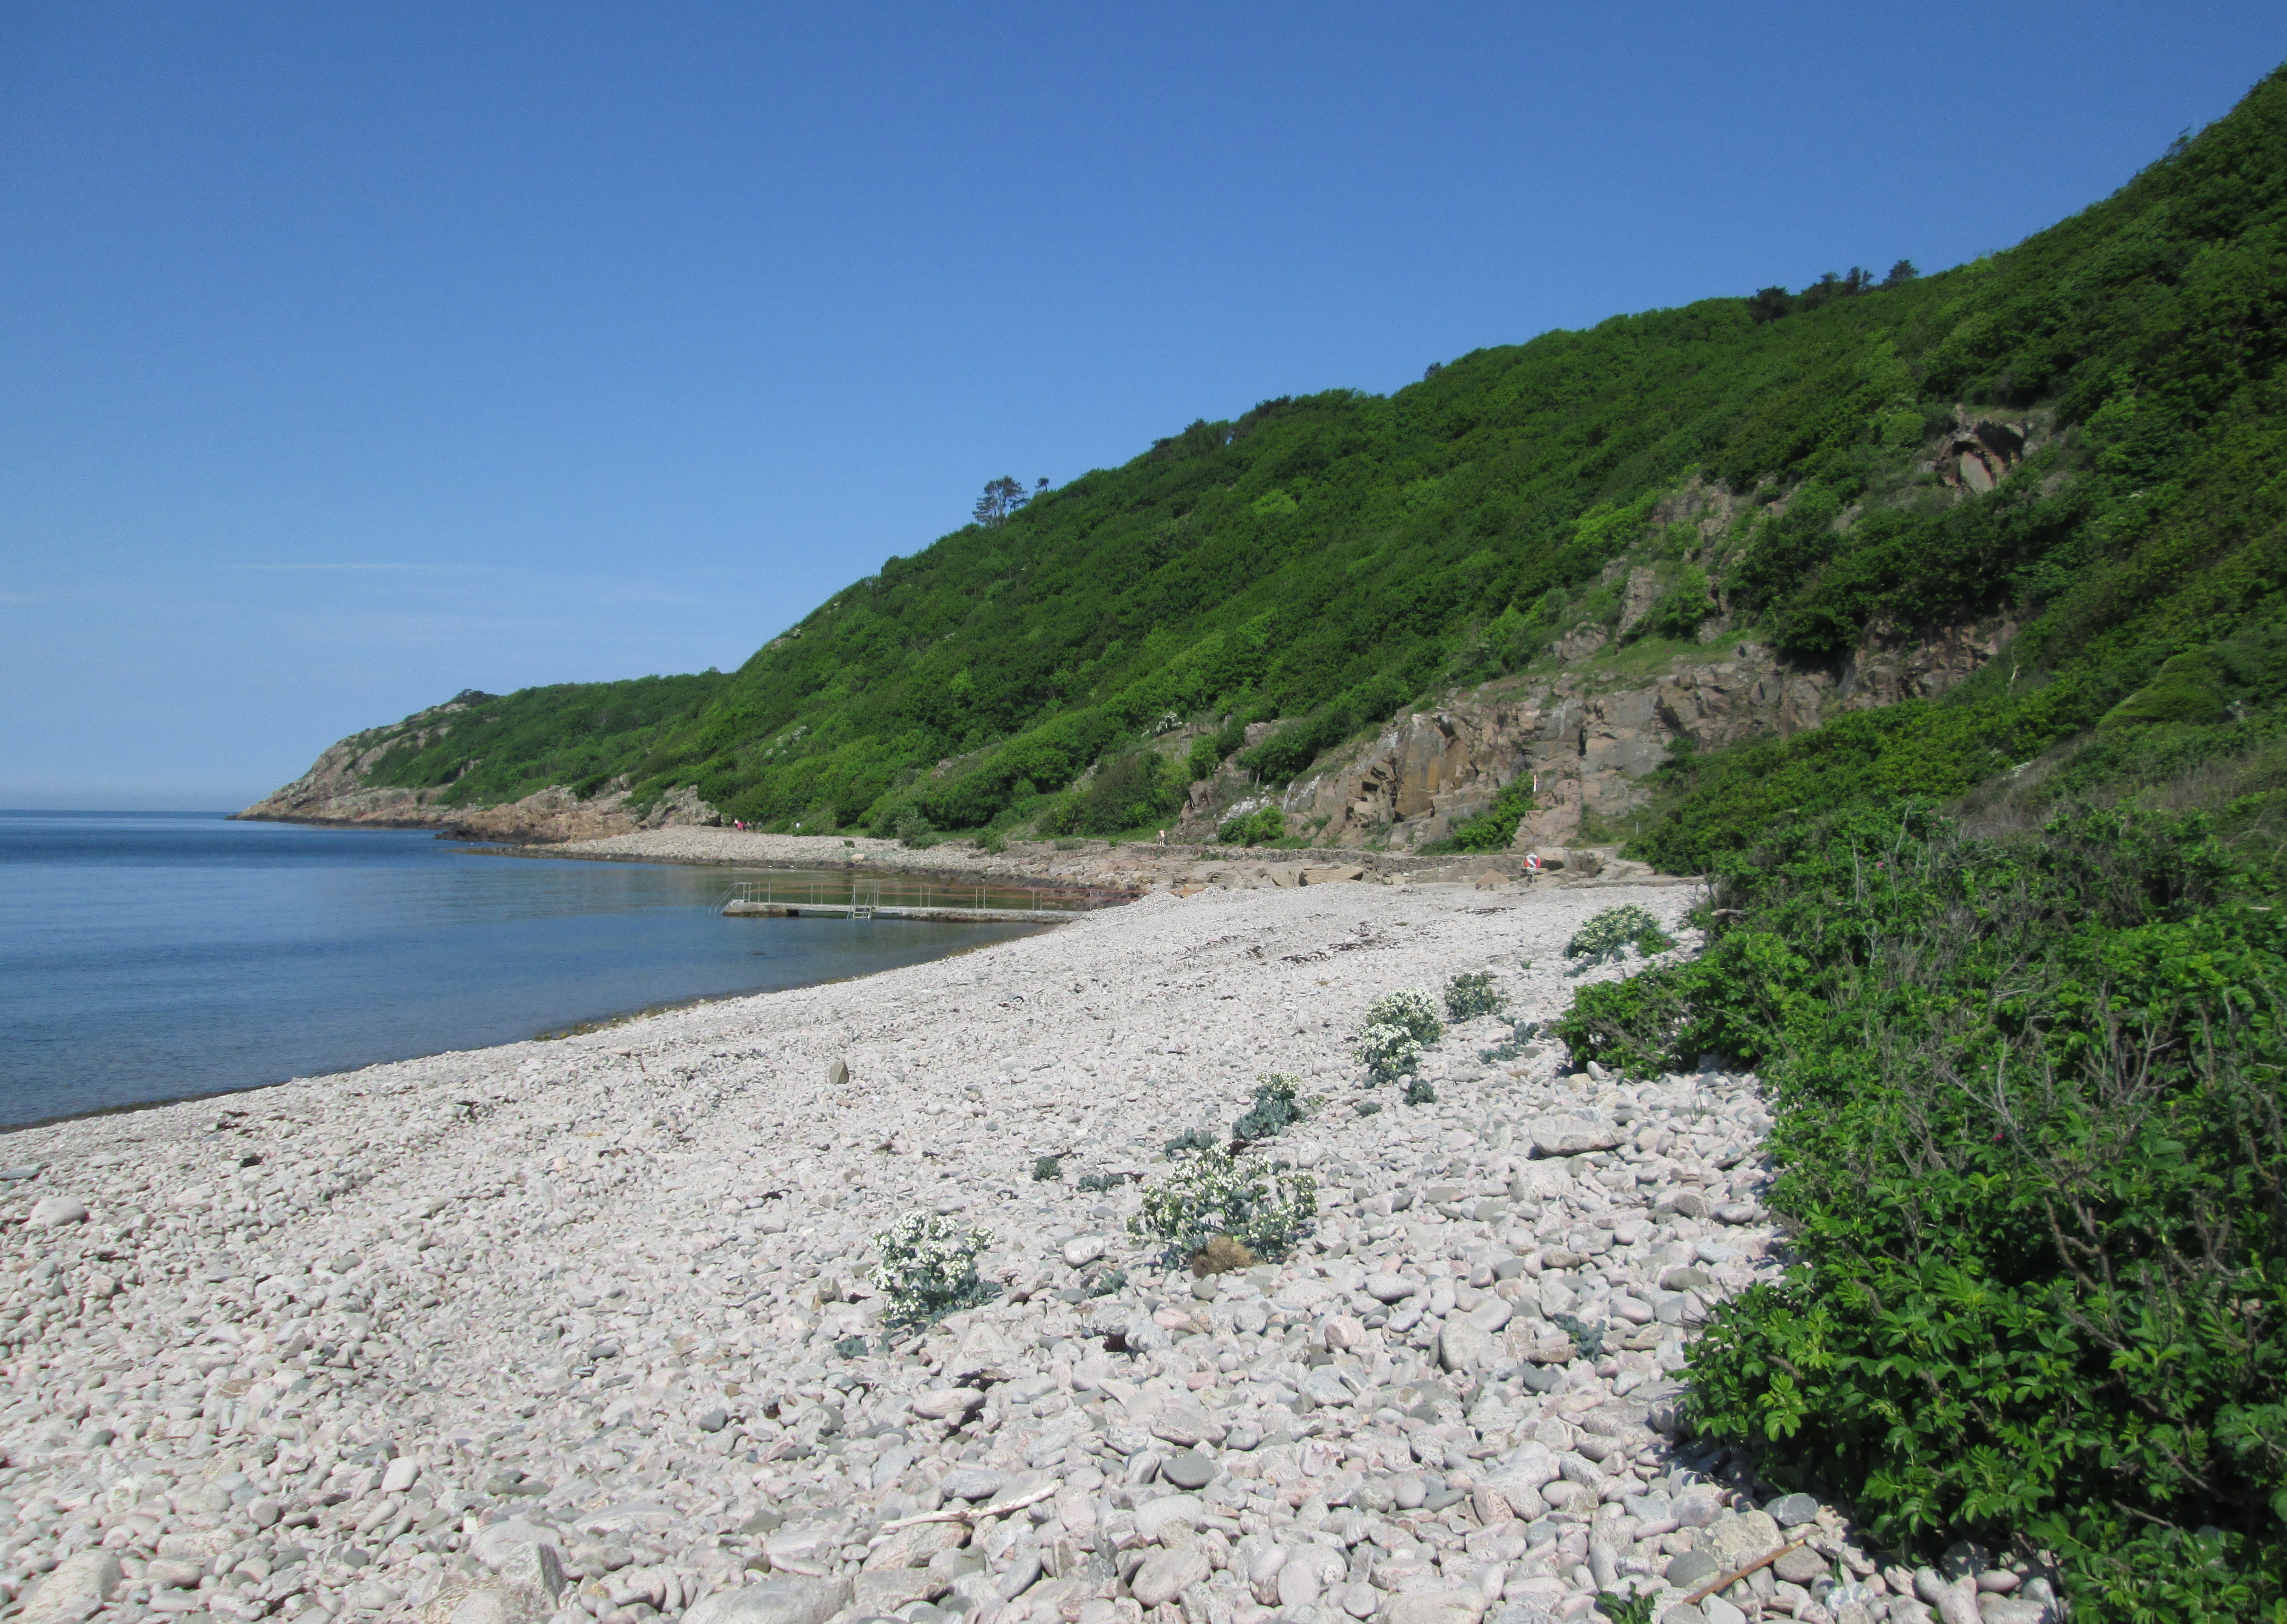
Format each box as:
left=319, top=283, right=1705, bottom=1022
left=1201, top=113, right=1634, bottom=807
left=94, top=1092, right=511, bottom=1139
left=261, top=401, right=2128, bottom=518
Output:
left=1066, top=749, right=1186, bottom=834
left=1422, top=780, right=1535, bottom=854
left=1218, top=806, right=1286, bottom=845
left=1130, top=1148, right=1318, bottom=1270
left=1555, top=799, right=2287, bottom=1619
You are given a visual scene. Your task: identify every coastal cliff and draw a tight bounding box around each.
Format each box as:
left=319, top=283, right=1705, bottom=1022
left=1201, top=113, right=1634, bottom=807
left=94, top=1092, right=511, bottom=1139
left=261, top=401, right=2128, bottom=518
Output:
left=1181, top=612, right=2015, bottom=851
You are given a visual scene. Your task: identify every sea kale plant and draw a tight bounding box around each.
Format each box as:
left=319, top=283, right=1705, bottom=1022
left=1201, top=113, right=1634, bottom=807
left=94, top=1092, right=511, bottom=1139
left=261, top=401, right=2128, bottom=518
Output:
left=1162, top=1125, right=1220, bottom=1158
left=1479, top=1017, right=1543, bottom=1064
left=1131, top=1148, right=1317, bottom=1272
left=1365, top=988, right=1444, bottom=1046
left=1564, top=903, right=1676, bottom=969
left=869, top=1211, right=995, bottom=1327
left=1355, top=989, right=1442, bottom=1083
left=1444, top=971, right=1508, bottom=1021
left=1231, top=1074, right=1306, bottom=1146
left=1354, top=1022, right=1423, bottom=1086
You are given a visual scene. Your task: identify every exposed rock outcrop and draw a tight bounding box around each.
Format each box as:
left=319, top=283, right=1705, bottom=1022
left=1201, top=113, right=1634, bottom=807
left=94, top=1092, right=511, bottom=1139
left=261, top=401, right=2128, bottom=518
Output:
left=1184, top=614, right=2016, bottom=850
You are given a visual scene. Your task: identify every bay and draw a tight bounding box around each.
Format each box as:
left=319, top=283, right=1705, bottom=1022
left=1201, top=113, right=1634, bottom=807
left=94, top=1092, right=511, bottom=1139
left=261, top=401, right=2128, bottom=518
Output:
left=0, top=810, right=1036, bottom=1128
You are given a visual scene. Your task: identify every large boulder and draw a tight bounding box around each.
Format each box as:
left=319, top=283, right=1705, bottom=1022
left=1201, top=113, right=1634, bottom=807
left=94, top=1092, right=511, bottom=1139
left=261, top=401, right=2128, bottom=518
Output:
left=681, top=1575, right=852, bottom=1624
left=15, top=1551, right=120, bottom=1624
left=1528, top=1111, right=1624, bottom=1156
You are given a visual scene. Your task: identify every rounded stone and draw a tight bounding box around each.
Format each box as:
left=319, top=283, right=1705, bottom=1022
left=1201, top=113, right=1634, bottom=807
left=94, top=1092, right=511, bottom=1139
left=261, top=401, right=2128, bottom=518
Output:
left=1160, top=1450, right=1214, bottom=1491
left=1664, top=1550, right=1722, bottom=1588
left=1763, top=1492, right=1820, bottom=1528
left=27, top=1195, right=87, bottom=1228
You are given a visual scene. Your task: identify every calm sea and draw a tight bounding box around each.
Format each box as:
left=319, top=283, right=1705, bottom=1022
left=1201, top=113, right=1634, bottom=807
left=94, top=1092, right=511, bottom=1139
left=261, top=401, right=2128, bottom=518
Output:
left=0, top=811, right=1038, bottom=1130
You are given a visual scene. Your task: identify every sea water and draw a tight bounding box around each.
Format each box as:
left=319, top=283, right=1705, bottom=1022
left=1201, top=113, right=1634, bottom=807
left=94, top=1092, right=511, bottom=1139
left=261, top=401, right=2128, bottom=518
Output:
left=0, top=811, right=1036, bottom=1129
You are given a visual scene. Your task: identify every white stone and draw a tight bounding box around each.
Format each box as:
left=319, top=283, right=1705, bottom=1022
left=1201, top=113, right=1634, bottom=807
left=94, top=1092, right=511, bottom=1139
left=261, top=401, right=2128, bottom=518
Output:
left=26, top=1195, right=87, bottom=1228
left=14, top=1550, right=121, bottom=1624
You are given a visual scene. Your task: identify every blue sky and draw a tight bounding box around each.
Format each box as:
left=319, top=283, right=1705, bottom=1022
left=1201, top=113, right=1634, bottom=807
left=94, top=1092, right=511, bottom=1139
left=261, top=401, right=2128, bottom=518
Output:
left=4, top=4, right=2281, bottom=808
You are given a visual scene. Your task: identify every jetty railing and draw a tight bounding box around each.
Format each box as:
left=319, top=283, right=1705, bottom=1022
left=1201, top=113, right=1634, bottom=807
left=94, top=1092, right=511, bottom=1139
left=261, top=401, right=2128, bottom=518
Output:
left=714, top=878, right=1137, bottom=916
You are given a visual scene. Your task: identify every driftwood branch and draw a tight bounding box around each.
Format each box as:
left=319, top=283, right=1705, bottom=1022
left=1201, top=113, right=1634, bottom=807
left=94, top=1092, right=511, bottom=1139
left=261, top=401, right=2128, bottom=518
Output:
left=877, top=1481, right=1059, bottom=1532
left=1684, top=1539, right=1809, bottom=1607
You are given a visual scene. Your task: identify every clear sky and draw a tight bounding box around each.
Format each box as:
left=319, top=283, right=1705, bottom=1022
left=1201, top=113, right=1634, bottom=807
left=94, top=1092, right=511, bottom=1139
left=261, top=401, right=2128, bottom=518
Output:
left=5, top=4, right=2281, bottom=808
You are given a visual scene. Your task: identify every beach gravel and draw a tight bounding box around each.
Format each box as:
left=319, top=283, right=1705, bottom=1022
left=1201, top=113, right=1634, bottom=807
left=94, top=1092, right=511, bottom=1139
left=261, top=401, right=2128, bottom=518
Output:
left=0, top=876, right=1988, bottom=1624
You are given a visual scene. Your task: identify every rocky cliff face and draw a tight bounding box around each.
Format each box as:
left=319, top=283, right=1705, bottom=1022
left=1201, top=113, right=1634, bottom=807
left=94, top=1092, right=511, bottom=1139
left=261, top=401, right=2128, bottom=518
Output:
left=236, top=700, right=720, bottom=842
left=1184, top=613, right=2016, bottom=850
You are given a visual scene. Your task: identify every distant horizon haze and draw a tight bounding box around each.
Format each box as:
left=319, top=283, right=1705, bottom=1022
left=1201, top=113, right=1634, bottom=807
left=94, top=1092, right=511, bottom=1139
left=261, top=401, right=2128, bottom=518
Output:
left=5, top=4, right=2283, bottom=808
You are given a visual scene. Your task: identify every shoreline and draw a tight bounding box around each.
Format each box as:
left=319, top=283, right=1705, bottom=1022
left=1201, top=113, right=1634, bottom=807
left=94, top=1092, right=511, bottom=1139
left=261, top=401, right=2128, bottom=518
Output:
left=457, top=823, right=1696, bottom=898
left=2, top=879, right=1887, bottom=1624
left=1, top=928, right=1049, bottom=1142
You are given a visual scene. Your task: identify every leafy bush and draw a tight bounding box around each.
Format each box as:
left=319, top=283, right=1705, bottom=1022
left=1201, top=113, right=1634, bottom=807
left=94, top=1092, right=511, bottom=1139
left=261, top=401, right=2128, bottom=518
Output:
left=1130, top=1148, right=1317, bottom=1270
left=1364, top=989, right=1443, bottom=1046
left=869, top=1211, right=996, bottom=1327
left=1354, top=1022, right=1423, bottom=1085
left=1403, top=1077, right=1437, bottom=1106
left=1068, top=749, right=1186, bottom=835
left=1444, top=971, right=1508, bottom=1020
left=1031, top=1155, right=1063, bottom=1181
left=1564, top=904, right=1675, bottom=968
left=1218, top=806, right=1286, bottom=845
left=1076, top=1171, right=1124, bottom=1193
left=1231, top=1074, right=1305, bottom=1145
left=1554, top=799, right=2287, bottom=1618
left=1631, top=564, right=1712, bottom=642
left=976, top=827, right=1007, bottom=854
left=1422, top=780, right=1534, bottom=854
left=893, top=808, right=936, bottom=848
left=1355, top=1099, right=1383, bottom=1116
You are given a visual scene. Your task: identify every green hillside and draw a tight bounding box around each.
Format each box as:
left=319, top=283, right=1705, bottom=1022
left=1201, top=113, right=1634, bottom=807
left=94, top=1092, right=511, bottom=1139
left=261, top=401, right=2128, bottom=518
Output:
left=361, top=68, right=2286, bottom=853
left=352, top=673, right=727, bottom=807
left=678, top=65, right=2280, bottom=842
left=361, top=69, right=2285, bottom=851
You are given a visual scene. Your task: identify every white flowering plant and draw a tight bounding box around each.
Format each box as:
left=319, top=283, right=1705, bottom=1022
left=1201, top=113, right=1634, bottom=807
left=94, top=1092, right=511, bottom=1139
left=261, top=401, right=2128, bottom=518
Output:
left=1364, top=989, right=1444, bottom=1047
left=1131, top=1148, right=1317, bottom=1270
left=869, top=1211, right=995, bottom=1327
left=1354, top=1021, right=1424, bottom=1085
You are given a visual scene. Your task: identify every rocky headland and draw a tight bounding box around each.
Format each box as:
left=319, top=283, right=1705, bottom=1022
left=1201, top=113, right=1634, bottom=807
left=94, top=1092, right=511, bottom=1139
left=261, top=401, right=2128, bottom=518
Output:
left=0, top=881, right=2056, bottom=1624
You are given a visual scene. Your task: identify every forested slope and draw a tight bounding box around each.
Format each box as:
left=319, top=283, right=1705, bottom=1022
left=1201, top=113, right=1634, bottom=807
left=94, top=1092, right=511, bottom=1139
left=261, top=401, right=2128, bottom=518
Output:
left=311, top=64, right=2286, bottom=857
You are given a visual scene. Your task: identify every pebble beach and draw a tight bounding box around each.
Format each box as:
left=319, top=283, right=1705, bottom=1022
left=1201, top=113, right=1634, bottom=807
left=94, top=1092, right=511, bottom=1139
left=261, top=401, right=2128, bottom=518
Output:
left=0, top=878, right=2057, bottom=1624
